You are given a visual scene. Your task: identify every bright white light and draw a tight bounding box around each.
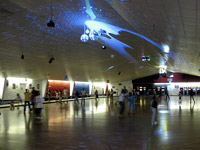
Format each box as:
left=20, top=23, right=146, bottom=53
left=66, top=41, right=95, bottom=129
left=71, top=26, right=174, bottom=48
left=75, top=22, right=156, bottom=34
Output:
left=85, top=29, right=90, bottom=34
left=163, top=45, right=170, bottom=53
left=159, top=68, right=167, bottom=74
left=159, top=110, right=170, bottom=114
left=80, top=34, right=89, bottom=42
left=89, top=30, right=98, bottom=41
left=7, top=77, right=32, bottom=83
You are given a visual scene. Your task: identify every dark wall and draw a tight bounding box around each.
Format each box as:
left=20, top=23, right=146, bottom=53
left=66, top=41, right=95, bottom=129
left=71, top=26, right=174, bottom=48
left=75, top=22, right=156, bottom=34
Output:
left=132, top=73, right=200, bottom=84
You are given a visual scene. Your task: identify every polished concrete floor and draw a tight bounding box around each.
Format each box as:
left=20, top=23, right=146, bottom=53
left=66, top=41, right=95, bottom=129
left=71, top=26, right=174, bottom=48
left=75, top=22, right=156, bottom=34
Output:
left=0, top=96, right=200, bottom=150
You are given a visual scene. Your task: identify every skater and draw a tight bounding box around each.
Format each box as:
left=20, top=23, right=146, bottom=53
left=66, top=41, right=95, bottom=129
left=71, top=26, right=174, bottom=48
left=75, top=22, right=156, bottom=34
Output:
left=190, top=89, right=195, bottom=103
left=24, top=89, right=32, bottom=114
left=166, top=90, right=170, bottom=102
left=63, top=87, right=68, bottom=103
left=81, top=88, right=86, bottom=105
left=128, top=92, right=136, bottom=114
left=118, top=89, right=126, bottom=118
left=34, top=91, right=44, bottom=125
left=151, top=94, right=158, bottom=126
left=179, top=89, right=183, bottom=104
left=95, top=90, right=99, bottom=101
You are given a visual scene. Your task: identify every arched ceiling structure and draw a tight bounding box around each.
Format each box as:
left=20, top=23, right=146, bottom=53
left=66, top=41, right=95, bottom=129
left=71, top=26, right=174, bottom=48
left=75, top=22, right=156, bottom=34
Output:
left=0, top=0, right=199, bottom=82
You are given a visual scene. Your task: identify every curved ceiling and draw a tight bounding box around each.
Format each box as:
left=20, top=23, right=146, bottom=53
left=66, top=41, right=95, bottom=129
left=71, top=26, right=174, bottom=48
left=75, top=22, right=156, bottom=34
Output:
left=0, top=0, right=199, bottom=82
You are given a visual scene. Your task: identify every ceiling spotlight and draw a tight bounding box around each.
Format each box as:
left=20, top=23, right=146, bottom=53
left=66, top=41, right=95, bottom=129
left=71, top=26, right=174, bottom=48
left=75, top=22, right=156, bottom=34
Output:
left=47, top=19, right=55, bottom=27
left=21, top=54, right=24, bottom=59
left=163, top=45, right=170, bottom=53
left=111, top=54, right=115, bottom=58
left=49, top=58, right=55, bottom=64
left=141, top=56, right=150, bottom=62
left=102, top=45, right=106, bottom=49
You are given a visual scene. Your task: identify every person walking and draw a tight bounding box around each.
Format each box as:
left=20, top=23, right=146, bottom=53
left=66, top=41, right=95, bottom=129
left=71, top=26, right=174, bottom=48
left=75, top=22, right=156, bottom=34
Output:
left=151, top=94, right=158, bottom=126
left=24, top=89, right=32, bottom=114
left=190, top=89, right=195, bottom=103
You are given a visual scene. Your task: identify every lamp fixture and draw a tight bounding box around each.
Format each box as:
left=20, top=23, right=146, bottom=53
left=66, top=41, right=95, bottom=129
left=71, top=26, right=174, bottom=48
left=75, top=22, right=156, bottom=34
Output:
left=47, top=0, right=55, bottom=27
left=49, top=58, right=55, bottom=63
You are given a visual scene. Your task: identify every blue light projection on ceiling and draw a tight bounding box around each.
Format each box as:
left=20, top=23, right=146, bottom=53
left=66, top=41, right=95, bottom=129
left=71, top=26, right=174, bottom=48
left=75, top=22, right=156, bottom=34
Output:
left=85, top=21, right=168, bottom=64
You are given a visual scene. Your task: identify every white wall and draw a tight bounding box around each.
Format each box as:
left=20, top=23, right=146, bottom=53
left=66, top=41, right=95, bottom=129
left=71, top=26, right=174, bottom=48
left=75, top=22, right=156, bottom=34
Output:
left=91, top=82, right=107, bottom=95
left=110, top=80, right=133, bottom=95
left=0, top=77, right=5, bottom=99
left=3, top=78, right=47, bottom=100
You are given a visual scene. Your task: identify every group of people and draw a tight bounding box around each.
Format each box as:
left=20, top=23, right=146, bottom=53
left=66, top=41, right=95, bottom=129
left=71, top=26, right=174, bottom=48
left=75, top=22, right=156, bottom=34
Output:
left=47, top=87, right=69, bottom=103
left=10, top=87, right=44, bottom=125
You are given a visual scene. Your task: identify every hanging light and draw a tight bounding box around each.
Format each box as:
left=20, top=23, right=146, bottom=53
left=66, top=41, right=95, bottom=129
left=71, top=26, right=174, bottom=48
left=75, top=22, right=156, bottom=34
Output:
left=89, top=30, right=98, bottom=41
left=85, top=29, right=90, bottom=34
left=80, top=34, right=89, bottom=42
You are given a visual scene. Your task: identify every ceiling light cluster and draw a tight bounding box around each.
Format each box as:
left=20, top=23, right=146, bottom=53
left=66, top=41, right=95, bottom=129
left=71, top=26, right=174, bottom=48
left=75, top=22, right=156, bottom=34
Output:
left=80, top=28, right=107, bottom=43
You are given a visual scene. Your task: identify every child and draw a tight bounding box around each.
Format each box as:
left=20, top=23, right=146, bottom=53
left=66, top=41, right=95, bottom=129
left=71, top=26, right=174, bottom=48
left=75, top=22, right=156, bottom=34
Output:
left=16, top=93, right=22, bottom=109
left=35, top=92, right=44, bottom=125
left=128, top=92, right=135, bottom=114
left=10, top=101, right=15, bottom=110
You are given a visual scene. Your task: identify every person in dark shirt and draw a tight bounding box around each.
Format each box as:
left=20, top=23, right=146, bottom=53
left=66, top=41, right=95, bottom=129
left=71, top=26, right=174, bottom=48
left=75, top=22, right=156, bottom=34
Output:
left=190, top=89, right=195, bottom=103
left=151, top=94, right=158, bottom=126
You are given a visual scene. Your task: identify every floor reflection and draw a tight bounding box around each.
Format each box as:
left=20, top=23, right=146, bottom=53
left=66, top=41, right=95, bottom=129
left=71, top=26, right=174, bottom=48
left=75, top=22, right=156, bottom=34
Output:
left=1, top=96, right=200, bottom=149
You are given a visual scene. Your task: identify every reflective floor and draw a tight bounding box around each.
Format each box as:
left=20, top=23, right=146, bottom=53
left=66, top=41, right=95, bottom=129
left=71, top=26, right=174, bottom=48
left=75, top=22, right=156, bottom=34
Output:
left=0, top=96, right=200, bottom=150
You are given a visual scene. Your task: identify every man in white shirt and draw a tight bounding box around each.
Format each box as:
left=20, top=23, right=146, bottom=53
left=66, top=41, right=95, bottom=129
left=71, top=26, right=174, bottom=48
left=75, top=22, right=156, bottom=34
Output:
left=63, top=87, right=69, bottom=103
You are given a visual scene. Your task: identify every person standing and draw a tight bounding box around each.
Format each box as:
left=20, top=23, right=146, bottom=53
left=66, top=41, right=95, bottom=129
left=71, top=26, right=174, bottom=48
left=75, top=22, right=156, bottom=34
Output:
left=59, top=90, right=62, bottom=103
left=179, top=89, right=183, bottom=104
left=47, top=89, right=51, bottom=102
left=95, top=90, right=98, bottom=101
left=16, top=93, right=22, bottom=109
left=24, top=89, right=32, bottom=114
left=128, top=92, right=136, bottom=114
left=31, top=87, right=37, bottom=110
left=81, top=88, right=86, bottom=105
left=151, top=94, right=158, bottom=126
left=63, top=87, right=69, bottom=103
left=118, top=89, right=126, bottom=118
left=35, top=91, right=44, bottom=125
left=110, top=89, right=114, bottom=103
left=75, top=90, right=79, bottom=104
left=55, top=90, right=59, bottom=102
left=165, top=90, right=170, bottom=102
left=190, top=89, right=195, bottom=103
